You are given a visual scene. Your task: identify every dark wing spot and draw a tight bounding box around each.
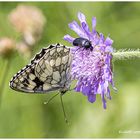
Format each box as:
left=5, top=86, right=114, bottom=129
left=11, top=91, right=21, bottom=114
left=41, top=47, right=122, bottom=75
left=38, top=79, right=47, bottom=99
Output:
left=22, top=78, right=29, bottom=85
left=31, top=48, right=47, bottom=64
left=33, top=77, right=44, bottom=90
left=49, top=45, right=55, bottom=49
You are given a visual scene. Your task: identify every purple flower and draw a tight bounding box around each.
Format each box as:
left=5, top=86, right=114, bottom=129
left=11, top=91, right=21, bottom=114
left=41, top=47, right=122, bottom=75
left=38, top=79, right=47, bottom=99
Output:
left=64, top=12, right=116, bottom=109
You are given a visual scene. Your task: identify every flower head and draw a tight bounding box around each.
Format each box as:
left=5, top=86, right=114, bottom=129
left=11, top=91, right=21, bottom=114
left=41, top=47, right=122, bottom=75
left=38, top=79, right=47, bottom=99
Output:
left=64, top=12, right=116, bottom=109
left=9, top=5, right=46, bottom=46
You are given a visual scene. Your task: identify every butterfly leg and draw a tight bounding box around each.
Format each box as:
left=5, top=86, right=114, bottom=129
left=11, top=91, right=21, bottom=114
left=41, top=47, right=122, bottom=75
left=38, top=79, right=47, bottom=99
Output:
left=60, top=93, right=69, bottom=124
left=44, top=92, right=59, bottom=105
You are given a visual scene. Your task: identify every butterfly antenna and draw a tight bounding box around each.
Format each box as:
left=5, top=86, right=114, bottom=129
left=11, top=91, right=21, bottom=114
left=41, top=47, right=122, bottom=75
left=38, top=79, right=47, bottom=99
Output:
left=44, top=92, right=59, bottom=105
left=60, top=94, right=69, bottom=124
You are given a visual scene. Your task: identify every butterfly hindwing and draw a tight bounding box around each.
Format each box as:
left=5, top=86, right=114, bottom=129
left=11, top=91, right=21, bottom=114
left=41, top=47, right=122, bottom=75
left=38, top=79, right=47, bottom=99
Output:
left=10, top=44, right=72, bottom=93
left=10, top=63, right=38, bottom=93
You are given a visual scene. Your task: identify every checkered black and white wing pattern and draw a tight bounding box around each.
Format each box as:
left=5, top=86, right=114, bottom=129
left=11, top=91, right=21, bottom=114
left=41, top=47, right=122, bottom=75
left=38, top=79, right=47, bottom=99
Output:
left=9, top=44, right=72, bottom=93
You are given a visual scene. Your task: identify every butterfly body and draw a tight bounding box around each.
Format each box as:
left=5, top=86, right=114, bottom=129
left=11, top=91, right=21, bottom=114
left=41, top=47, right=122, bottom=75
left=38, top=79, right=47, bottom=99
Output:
left=10, top=44, right=72, bottom=94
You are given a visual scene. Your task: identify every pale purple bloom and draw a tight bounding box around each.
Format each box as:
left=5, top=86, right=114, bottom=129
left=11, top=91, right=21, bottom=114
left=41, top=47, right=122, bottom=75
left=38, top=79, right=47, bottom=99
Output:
left=64, top=12, right=116, bottom=109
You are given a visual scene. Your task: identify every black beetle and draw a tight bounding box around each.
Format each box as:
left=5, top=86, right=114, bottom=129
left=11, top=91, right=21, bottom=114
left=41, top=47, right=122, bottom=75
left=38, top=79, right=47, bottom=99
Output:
left=73, top=37, right=93, bottom=50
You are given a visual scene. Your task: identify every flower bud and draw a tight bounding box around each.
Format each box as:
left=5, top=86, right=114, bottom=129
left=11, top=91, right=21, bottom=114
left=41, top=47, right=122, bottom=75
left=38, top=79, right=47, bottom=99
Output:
left=0, top=37, right=16, bottom=58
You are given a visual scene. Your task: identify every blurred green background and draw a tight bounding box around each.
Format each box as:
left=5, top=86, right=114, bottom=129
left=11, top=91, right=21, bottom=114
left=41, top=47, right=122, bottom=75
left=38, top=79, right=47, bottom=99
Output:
left=0, top=2, right=140, bottom=138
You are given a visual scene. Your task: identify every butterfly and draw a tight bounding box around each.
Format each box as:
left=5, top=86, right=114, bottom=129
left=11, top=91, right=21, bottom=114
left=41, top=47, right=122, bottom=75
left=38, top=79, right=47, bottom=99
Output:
left=9, top=43, right=73, bottom=95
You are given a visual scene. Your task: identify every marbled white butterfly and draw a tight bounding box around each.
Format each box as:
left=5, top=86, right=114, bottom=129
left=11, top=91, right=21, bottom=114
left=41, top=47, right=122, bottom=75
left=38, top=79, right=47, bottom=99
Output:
left=9, top=43, right=73, bottom=95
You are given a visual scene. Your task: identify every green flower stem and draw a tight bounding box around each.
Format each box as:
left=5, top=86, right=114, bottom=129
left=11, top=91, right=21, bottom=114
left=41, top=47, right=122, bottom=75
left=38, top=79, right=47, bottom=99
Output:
left=113, top=49, right=140, bottom=61
left=0, top=59, right=10, bottom=106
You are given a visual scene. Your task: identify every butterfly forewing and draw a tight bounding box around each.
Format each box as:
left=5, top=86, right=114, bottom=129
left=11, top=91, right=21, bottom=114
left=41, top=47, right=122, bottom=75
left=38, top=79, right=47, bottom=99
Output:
left=10, top=44, right=72, bottom=93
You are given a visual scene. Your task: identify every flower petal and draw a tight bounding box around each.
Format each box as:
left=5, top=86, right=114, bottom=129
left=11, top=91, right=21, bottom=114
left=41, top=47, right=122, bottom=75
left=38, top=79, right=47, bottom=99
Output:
left=78, top=12, right=91, bottom=39
left=106, top=87, right=112, bottom=100
left=81, top=22, right=91, bottom=39
left=68, top=21, right=85, bottom=37
left=99, top=33, right=105, bottom=43
left=101, top=94, right=107, bottom=109
left=88, top=93, right=96, bottom=103
left=63, top=34, right=75, bottom=43
left=92, top=17, right=96, bottom=31
left=78, top=12, right=86, bottom=23
left=105, top=37, right=113, bottom=46
left=82, top=84, right=91, bottom=96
